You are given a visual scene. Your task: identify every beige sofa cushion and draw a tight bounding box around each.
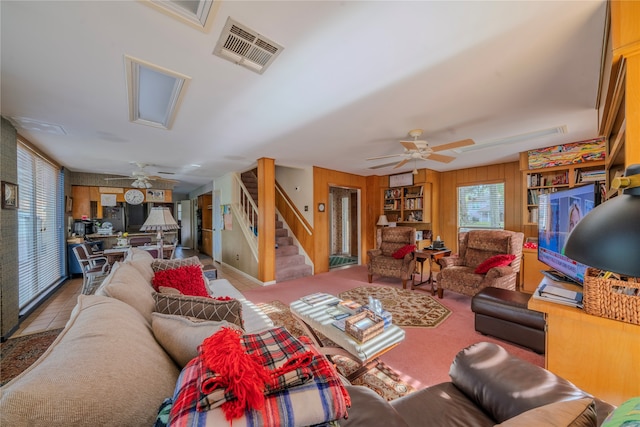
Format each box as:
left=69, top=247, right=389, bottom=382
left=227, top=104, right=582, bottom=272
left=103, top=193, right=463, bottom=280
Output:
left=496, top=398, right=597, bottom=427
left=124, top=247, right=155, bottom=282
left=151, top=312, right=241, bottom=367
left=96, top=261, right=155, bottom=323
left=0, top=295, right=180, bottom=426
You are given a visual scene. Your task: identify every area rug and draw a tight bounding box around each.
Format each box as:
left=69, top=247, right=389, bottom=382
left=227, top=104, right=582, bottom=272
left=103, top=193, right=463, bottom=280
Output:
left=257, top=301, right=415, bottom=400
left=0, top=329, right=63, bottom=386
left=329, top=255, right=358, bottom=268
left=339, top=286, right=451, bottom=328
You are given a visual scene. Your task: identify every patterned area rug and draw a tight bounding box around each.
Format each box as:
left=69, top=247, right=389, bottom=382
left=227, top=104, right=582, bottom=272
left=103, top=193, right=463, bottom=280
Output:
left=257, top=301, right=415, bottom=401
left=339, top=286, right=451, bottom=328
left=0, top=329, right=63, bottom=386
left=329, top=255, right=358, bottom=268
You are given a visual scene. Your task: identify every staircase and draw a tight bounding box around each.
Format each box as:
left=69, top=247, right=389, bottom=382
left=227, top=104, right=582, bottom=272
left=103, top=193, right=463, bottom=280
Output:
left=240, top=171, right=312, bottom=283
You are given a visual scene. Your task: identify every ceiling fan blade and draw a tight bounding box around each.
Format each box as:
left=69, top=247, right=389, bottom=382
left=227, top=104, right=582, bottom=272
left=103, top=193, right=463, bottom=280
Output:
left=400, top=140, right=421, bottom=151
left=366, top=153, right=403, bottom=161
left=148, top=175, right=180, bottom=183
left=423, top=153, right=456, bottom=163
left=104, top=176, right=131, bottom=181
left=430, top=138, right=475, bottom=152
left=393, top=159, right=410, bottom=169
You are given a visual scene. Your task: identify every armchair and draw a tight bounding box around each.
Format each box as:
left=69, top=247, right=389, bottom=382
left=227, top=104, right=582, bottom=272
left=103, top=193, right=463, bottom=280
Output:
left=367, top=226, right=416, bottom=289
left=436, top=229, right=524, bottom=298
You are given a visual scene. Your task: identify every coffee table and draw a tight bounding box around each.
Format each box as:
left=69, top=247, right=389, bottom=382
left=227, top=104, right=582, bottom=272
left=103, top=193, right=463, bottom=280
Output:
left=290, top=298, right=405, bottom=381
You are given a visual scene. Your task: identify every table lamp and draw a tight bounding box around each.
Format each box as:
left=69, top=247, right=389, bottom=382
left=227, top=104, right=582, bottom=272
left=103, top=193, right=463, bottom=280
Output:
left=564, top=164, right=640, bottom=277
left=140, top=207, right=179, bottom=258
left=377, top=215, right=389, bottom=227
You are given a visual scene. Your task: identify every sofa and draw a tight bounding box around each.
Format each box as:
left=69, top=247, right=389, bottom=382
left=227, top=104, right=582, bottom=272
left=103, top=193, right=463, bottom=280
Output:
left=1, top=249, right=614, bottom=426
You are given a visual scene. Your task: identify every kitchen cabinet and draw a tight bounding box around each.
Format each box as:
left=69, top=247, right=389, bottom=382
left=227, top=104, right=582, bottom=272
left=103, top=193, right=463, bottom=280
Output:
left=201, top=230, right=213, bottom=257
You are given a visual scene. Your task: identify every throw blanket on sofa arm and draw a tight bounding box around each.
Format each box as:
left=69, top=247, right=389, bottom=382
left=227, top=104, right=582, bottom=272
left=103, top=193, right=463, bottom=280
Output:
left=169, top=327, right=351, bottom=426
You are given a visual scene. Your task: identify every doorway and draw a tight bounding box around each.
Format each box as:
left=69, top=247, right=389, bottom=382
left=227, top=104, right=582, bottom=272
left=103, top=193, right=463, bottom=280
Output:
left=328, top=186, right=360, bottom=269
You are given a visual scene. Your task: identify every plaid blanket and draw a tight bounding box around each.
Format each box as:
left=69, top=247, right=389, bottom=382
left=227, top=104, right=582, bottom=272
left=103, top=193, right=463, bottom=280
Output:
left=169, top=334, right=351, bottom=427
left=197, top=326, right=315, bottom=413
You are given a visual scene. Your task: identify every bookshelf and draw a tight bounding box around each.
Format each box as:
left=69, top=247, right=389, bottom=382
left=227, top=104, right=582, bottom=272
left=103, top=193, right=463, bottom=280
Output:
left=520, top=153, right=605, bottom=226
left=383, top=183, right=432, bottom=248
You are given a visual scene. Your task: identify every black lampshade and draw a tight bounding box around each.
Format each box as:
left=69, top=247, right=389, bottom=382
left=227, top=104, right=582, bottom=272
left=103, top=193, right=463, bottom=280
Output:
left=564, top=164, right=640, bottom=277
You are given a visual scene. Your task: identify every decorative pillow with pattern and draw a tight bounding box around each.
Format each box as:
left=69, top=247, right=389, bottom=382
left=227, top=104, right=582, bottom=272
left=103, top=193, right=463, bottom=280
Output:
left=151, top=256, right=202, bottom=273
left=153, top=292, right=243, bottom=329
left=152, top=265, right=208, bottom=296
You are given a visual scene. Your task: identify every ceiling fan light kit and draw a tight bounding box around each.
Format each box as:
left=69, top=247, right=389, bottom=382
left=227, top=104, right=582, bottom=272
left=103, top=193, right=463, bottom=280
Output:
left=366, top=129, right=475, bottom=170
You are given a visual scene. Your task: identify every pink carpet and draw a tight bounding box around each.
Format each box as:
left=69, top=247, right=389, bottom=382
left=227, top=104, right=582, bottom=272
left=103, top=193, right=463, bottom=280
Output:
left=241, top=265, right=544, bottom=391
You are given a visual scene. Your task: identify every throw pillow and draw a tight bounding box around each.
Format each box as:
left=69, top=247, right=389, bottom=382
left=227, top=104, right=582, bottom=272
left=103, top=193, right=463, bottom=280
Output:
left=151, top=312, right=241, bottom=367
left=153, top=292, right=244, bottom=329
left=151, top=256, right=202, bottom=273
left=158, top=286, right=182, bottom=295
left=474, top=254, right=516, bottom=274
left=392, top=244, right=416, bottom=259
left=495, top=398, right=596, bottom=427
left=152, top=265, right=209, bottom=296
left=124, top=247, right=155, bottom=283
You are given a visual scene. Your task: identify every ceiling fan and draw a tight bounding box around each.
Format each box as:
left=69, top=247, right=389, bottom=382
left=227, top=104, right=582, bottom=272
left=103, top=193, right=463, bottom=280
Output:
left=104, top=162, right=179, bottom=188
left=366, top=129, right=475, bottom=172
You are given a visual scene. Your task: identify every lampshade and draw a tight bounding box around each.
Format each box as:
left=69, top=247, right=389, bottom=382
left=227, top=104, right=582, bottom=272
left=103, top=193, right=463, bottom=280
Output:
left=564, top=164, right=640, bottom=277
left=377, top=215, right=389, bottom=226
left=140, top=207, right=179, bottom=232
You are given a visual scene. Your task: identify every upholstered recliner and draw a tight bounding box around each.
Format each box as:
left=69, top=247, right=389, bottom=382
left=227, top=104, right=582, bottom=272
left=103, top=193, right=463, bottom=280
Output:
left=436, top=229, right=524, bottom=298
left=367, top=226, right=416, bottom=289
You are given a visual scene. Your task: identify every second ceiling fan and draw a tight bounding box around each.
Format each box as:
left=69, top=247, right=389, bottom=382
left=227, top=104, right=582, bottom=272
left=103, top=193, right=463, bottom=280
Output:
left=367, top=129, right=475, bottom=170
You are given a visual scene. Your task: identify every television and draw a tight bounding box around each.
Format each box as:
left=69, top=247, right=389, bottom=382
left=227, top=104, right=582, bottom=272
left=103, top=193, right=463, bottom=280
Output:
left=537, top=182, right=603, bottom=284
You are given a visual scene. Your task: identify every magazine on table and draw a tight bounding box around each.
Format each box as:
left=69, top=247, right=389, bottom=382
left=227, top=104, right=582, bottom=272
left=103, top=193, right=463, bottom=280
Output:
left=301, top=292, right=339, bottom=306
left=533, top=280, right=583, bottom=308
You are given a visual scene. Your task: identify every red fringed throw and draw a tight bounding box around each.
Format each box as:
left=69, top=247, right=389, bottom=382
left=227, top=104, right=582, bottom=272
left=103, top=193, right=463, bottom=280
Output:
left=198, top=327, right=271, bottom=420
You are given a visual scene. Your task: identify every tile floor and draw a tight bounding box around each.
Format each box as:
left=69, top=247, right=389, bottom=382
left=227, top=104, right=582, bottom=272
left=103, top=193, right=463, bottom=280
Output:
left=12, top=248, right=260, bottom=338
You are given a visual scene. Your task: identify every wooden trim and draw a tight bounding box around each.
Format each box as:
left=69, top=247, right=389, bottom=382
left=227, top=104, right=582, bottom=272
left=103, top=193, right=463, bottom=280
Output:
left=275, top=181, right=314, bottom=262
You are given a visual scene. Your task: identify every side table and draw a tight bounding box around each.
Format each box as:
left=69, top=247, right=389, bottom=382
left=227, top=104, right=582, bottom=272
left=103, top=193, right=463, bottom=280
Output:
left=412, top=249, right=452, bottom=294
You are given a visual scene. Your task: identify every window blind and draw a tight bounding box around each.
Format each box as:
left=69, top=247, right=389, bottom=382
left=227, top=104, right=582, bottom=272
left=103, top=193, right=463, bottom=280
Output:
left=17, top=142, right=63, bottom=308
left=457, top=183, right=505, bottom=231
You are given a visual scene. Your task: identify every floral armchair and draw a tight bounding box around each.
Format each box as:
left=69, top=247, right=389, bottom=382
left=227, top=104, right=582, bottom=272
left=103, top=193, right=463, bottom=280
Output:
left=436, top=230, right=524, bottom=298
left=367, top=226, right=417, bottom=289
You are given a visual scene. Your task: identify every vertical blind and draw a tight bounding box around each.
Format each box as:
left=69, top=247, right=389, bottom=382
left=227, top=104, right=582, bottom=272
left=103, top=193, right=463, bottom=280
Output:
left=457, top=183, right=505, bottom=230
left=17, top=142, right=63, bottom=308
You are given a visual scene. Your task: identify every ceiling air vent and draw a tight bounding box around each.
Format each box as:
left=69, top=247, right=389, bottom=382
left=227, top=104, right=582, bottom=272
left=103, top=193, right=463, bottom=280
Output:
left=213, top=17, right=283, bottom=74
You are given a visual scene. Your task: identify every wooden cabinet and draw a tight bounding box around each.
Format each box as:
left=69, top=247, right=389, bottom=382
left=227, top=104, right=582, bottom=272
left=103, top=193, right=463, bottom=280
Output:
left=201, top=230, right=213, bottom=257
left=529, top=296, right=640, bottom=406
left=519, top=248, right=547, bottom=293
left=520, top=153, right=605, bottom=226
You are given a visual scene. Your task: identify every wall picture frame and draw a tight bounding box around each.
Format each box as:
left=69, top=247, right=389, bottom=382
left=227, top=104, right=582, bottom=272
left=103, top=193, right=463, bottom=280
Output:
left=389, top=172, right=413, bottom=187
left=1, top=181, right=18, bottom=209
left=145, top=189, right=165, bottom=202
left=66, top=196, right=73, bottom=213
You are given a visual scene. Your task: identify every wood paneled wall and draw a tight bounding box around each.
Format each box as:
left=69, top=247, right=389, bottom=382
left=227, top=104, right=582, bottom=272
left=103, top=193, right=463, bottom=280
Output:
left=438, top=161, right=527, bottom=253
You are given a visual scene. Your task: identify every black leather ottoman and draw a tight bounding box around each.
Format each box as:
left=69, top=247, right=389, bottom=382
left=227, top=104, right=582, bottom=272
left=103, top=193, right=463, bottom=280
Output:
left=471, top=287, right=546, bottom=354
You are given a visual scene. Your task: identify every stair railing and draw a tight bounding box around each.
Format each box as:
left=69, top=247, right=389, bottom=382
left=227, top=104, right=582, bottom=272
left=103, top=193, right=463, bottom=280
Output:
left=231, top=173, right=259, bottom=261
left=275, top=181, right=314, bottom=259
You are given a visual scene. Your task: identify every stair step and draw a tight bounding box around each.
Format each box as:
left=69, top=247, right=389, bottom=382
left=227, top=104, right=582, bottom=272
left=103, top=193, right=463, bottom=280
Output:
left=276, top=254, right=305, bottom=268
left=276, top=245, right=299, bottom=256
left=276, top=264, right=313, bottom=283
left=276, top=228, right=288, bottom=238
left=276, top=236, right=293, bottom=246
left=275, top=220, right=283, bottom=229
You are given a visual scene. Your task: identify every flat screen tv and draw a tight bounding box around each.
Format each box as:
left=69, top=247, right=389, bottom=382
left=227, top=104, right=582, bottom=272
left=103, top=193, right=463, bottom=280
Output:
left=537, top=182, right=602, bottom=284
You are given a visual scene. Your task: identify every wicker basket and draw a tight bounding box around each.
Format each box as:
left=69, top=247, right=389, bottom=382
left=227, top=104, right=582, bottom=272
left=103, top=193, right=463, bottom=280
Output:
left=345, top=311, right=384, bottom=343
left=583, top=268, right=640, bottom=325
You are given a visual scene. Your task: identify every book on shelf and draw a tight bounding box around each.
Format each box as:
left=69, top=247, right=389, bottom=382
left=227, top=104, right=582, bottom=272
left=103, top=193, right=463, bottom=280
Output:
left=337, top=300, right=362, bottom=315
left=301, top=292, right=338, bottom=306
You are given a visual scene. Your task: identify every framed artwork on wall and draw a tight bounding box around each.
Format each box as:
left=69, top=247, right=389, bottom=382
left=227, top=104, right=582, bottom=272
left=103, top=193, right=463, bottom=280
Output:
left=146, top=189, right=165, bottom=202
left=66, top=196, right=73, bottom=213
left=389, top=172, right=413, bottom=187
left=1, top=181, right=18, bottom=209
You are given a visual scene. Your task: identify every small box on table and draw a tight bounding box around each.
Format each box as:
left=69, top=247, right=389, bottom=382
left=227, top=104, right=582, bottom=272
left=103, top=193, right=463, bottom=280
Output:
left=345, top=311, right=384, bottom=343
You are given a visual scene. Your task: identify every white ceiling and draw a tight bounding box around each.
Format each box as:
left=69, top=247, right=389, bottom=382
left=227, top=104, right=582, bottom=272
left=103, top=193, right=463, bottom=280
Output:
left=1, top=1, right=608, bottom=194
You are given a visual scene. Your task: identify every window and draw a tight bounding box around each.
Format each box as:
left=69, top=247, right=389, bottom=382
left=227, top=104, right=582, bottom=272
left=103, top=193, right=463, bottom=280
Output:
left=17, top=141, right=64, bottom=309
left=458, top=183, right=504, bottom=230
